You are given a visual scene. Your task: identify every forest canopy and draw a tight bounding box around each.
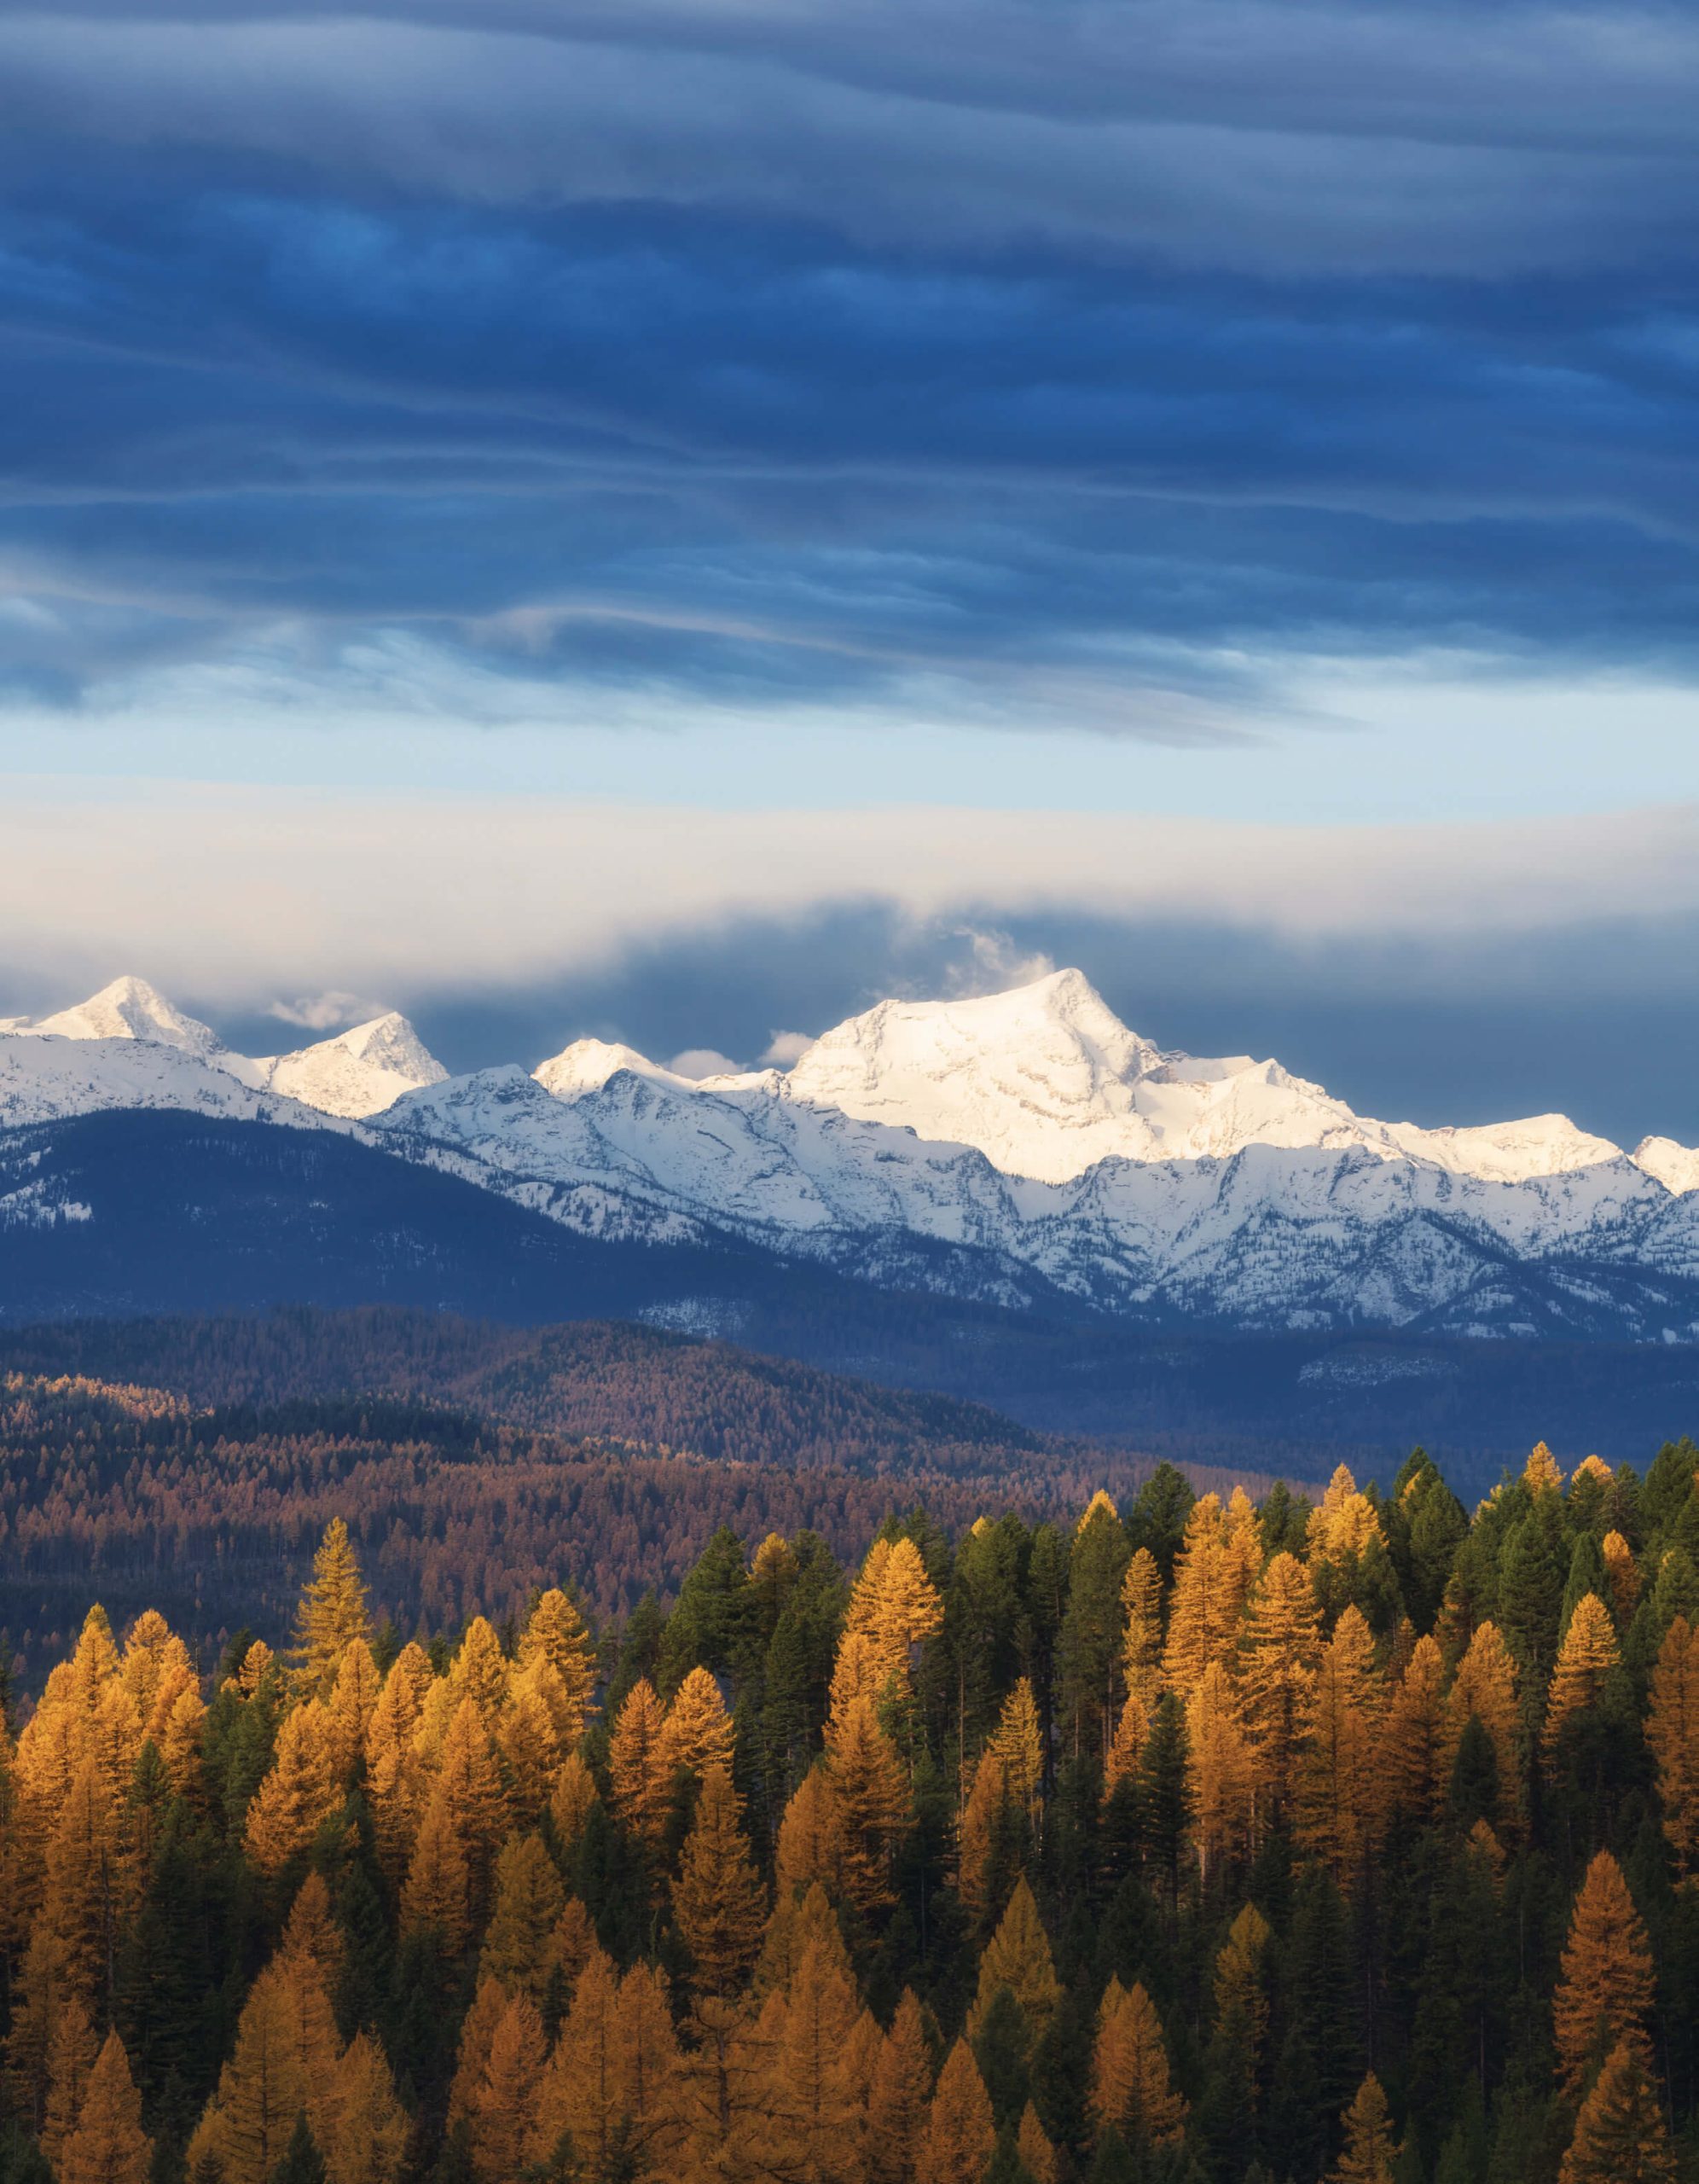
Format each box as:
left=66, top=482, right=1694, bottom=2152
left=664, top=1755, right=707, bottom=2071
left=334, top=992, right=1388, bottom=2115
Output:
left=3, top=1433, right=1699, bottom=2184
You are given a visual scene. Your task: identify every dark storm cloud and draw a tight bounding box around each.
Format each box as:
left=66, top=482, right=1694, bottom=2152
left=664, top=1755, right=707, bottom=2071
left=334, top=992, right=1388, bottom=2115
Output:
left=1, top=0, right=1698, bottom=712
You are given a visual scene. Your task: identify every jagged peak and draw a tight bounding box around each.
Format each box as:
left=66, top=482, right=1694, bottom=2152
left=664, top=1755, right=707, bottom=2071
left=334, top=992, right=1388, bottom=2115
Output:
left=258, top=1010, right=448, bottom=1118
left=29, top=975, right=226, bottom=1057
left=533, top=1037, right=680, bottom=1099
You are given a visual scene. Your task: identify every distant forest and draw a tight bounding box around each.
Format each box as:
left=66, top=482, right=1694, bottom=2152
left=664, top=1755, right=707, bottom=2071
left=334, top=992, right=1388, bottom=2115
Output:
left=0, top=1313, right=1313, bottom=1680
left=5, top=1432, right=1699, bottom=2184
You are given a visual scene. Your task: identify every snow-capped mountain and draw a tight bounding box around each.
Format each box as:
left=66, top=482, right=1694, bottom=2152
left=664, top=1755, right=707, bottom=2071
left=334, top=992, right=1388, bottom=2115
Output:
left=768, top=968, right=1635, bottom=1187
left=254, top=1013, right=449, bottom=1118
left=0, top=978, right=445, bottom=1121
left=9, top=967, right=1699, bottom=1339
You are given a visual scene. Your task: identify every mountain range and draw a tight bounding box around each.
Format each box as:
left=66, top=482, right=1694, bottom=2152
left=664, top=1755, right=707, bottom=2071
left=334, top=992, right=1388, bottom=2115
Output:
left=7, top=967, right=1699, bottom=1344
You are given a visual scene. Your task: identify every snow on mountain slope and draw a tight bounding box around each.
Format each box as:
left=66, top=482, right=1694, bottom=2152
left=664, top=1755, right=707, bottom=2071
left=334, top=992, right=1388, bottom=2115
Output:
left=377, top=1056, right=1699, bottom=1335
left=777, top=967, right=1634, bottom=1188
left=253, top=1013, right=448, bottom=1118
left=534, top=1039, right=692, bottom=1098
left=1385, top=1114, right=1627, bottom=1182
left=12, top=965, right=1699, bottom=1338
left=28, top=976, right=229, bottom=1061
left=1634, top=1136, right=1699, bottom=1196
left=0, top=1032, right=328, bottom=1132
left=3, top=979, right=445, bottom=1121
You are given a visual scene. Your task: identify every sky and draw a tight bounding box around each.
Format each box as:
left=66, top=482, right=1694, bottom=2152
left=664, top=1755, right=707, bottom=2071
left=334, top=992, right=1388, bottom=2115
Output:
left=3, top=0, right=1699, bottom=1142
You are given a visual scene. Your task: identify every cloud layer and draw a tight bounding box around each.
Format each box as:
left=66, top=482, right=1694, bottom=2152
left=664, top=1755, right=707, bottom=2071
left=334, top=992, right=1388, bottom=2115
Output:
left=0, top=0, right=1696, bottom=730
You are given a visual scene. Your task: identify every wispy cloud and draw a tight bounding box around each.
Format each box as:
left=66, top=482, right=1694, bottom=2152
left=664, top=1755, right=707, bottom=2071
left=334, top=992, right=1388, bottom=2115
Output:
left=266, top=990, right=385, bottom=1033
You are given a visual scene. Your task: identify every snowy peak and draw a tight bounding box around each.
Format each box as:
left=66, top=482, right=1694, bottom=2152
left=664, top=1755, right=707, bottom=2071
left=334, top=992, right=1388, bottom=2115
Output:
left=1635, top=1136, right=1699, bottom=1196
left=781, top=967, right=1384, bottom=1183
left=257, top=1013, right=448, bottom=1119
left=1, top=978, right=445, bottom=1121
left=534, top=1037, right=678, bottom=1099
left=784, top=968, right=1167, bottom=1182
left=30, top=975, right=227, bottom=1060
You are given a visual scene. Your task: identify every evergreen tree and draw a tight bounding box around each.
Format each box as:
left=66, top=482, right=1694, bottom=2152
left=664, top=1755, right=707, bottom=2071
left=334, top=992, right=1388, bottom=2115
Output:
left=1058, top=1496, right=1131, bottom=1758
left=268, top=2112, right=326, bottom=2184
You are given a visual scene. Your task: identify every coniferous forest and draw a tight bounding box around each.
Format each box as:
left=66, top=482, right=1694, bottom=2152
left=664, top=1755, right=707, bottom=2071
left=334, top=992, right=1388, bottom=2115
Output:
left=8, top=1430, right=1699, bottom=2184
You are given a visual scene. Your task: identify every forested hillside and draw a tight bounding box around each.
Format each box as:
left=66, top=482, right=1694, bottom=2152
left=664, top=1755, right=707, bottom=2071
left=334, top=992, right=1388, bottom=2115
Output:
left=5, top=1438, right=1699, bottom=2184
left=0, top=1327, right=1307, bottom=1681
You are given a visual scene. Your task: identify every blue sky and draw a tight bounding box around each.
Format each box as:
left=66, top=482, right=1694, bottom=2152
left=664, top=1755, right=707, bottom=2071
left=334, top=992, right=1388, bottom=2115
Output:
left=3, top=0, right=1699, bottom=1139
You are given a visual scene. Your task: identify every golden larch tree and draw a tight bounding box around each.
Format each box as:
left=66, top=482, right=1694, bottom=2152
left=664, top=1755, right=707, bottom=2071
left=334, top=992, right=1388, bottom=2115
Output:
left=1557, top=2036, right=1677, bottom=2184
left=1553, top=1851, right=1656, bottom=2095
left=496, top=1661, right=567, bottom=1823
left=447, top=1980, right=508, bottom=2136
left=437, top=1695, right=511, bottom=1904
left=1329, top=2072, right=1399, bottom=2184
left=615, top=1963, right=687, bottom=2175
left=323, top=2032, right=408, bottom=2184
left=549, top=1750, right=601, bottom=1858
left=244, top=1703, right=340, bottom=1876
left=399, top=1786, right=473, bottom=1952
left=518, top=1587, right=598, bottom=1742
left=363, top=1665, right=427, bottom=1882
left=610, top=1677, right=672, bottom=1847
left=1543, top=1594, right=1621, bottom=1765
left=673, top=1764, right=768, bottom=1997
left=776, top=1765, right=840, bottom=1903
left=1648, top=1615, right=1699, bottom=1877
left=1523, top=1442, right=1565, bottom=1497
left=824, top=1693, right=911, bottom=1917
left=658, top=1665, right=739, bottom=1783
left=955, top=1746, right=1005, bottom=1918
left=1017, top=2105, right=1055, bottom=2184
left=187, top=1955, right=340, bottom=2184
left=1444, top=1621, right=1522, bottom=1835
left=867, top=1989, right=934, bottom=2184
left=464, top=1991, right=549, bottom=2183
left=916, top=2039, right=995, bottom=2184
left=58, top=2030, right=152, bottom=2184
left=1161, top=1496, right=1233, bottom=1697
left=291, top=1519, right=370, bottom=1699
left=965, top=1876, right=1060, bottom=2040
left=757, top=1881, right=853, bottom=2001
left=324, top=1639, right=382, bottom=1785
left=447, top=1618, right=510, bottom=1725
left=1186, top=1659, right=1254, bottom=1882
left=1121, top=1548, right=1164, bottom=1723
left=478, top=1833, right=567, bottom=2001
left=1238, top=1551, right=1321, bottom=1824
left=983, top=1679, right=1044, bottom=1822
left=1382, top=1635, right=1448, bottom=1825
left=1294, top=1605, right=1383, bottom=1882
left=1602, top=1532, right=1642, bottom=1627
left=1104, top=1698, right=1146, bottom=1796
left=1214, top=1902, right=1272, bottom=2091
left=531, top=1947, right=622, bottom=2171
left=1308, top=1467, right=1385, bottom=1571
left=42, top=1996, right=100, bottom=2166
left=844, top=1537, right=944, bottom=1699
left=1089, top=1979, right=1187, bottom=2148
left=770, top=1934, right=866, bottom=2184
